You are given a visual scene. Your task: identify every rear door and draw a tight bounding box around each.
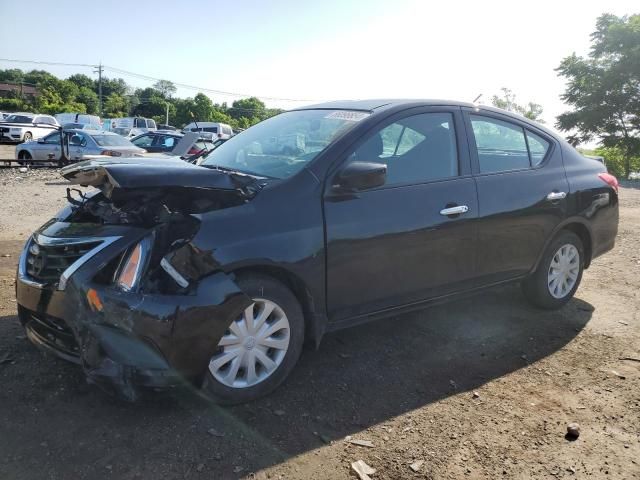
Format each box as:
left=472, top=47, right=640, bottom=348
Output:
left=324, top=107, right=478, bottom=321
left=463, top=109, right=568, bottom=283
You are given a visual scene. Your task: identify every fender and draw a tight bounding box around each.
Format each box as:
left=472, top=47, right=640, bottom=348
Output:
left=529, top=216, right=594, bottom=274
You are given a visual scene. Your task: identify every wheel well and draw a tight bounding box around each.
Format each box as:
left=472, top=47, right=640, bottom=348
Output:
left=231, top=265, right=320, bottom=343
left=563, top=223, right=592, bottom=268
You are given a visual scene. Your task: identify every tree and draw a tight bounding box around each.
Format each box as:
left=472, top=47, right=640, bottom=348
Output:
left=153, top=79, right=177, bottom=98
left=67, top=73, right=95, bottom=90
left=491, top=88, right=545, bottom=122
left=229, top=97, right=266, bottom=122
left=556, top=14, right=640, bottom=178
left=103, top=93, right=129, bottom=118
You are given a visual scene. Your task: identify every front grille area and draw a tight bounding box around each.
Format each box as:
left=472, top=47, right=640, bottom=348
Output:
left=0, top=127, right=9, bottom=133
left=26, top=239, right=100, bottom=285
left=19, top=307, right=81, bottom=362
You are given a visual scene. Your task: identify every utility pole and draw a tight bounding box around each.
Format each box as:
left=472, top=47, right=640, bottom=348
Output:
left=166, top=102, right=169, bottom=126
left=94, top=62, right=103, bottom=116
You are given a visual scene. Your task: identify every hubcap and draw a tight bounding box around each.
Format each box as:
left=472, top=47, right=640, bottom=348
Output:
left=209, top=299, right=290, bottom=388
left=547, top=244, right=580, bottom=299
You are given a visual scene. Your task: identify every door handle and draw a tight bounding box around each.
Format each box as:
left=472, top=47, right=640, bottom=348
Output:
left=440, top=205, right=469, bottom=216
left=546, top=191, right=567, bottom=201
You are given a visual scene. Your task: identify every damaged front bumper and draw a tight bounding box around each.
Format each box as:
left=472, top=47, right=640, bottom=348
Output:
left=15, top=221, right=251, bottom=400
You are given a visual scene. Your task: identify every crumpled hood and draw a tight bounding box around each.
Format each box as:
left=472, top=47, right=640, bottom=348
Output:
left=60, top=157, right=261, bottom=198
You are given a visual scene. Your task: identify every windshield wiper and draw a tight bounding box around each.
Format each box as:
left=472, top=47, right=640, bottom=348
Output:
left=200, top=164, right=276, bottom=179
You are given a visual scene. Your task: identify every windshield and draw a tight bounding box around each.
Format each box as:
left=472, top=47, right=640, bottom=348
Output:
left=91, top=134, right=136, bottom=147
left=200, top=109, right=369, bottom=178
left=5, top=115, right=34, bottom=123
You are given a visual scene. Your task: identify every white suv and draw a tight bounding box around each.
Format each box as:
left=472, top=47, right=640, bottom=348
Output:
left=0, top=113, right=59, bottom=142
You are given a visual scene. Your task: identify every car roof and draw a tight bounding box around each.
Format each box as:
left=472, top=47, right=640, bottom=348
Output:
left=294, top=99, right=557, bottom=137
left=296, top=99, right=478, bottom=112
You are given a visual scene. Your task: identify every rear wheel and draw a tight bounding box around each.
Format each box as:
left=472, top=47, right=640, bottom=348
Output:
left=202, top=274, right=305, bottom=404
left=522, top=230, right=584, bottom=309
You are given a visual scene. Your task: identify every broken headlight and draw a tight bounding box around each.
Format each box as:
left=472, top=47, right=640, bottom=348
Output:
left=116, top=236, right=152, bottom=292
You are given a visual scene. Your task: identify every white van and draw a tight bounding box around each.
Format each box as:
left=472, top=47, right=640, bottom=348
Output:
left=55, top=113, right=101, bottom=128
left=182, top=122, right=233, bottom=140
left=109, top=117, right=158, bottom=137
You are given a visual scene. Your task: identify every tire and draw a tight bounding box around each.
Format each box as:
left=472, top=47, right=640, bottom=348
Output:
left=17, top=150, right=32, bottom=166
left=202, top=274, right=305, bottom=404
left=522, top=230, right=584, bottom=309
left=22, top=132, right=32, bottom=143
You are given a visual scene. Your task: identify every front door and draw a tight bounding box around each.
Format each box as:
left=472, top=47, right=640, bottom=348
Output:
left=324, top=108, right=478, bottom=322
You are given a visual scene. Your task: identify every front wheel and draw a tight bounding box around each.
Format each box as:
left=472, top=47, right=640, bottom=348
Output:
left=522, top=230, right=584, bottom=309
left=202, top=274, right=305, bottom=404
left=17, top=150, right=32, bottom=166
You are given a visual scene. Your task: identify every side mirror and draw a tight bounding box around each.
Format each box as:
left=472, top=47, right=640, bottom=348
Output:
left=333, top=161, right=387, bottom=192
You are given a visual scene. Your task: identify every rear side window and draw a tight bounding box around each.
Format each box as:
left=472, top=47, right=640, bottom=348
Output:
left=147, top=119, right=157, bottom=129
left=470, top=115, right=552, bottom=173
left=471, top=116, right=529, bottom=173
left=132, top=134, right=154, bottom=148
left=134, top=118, right=146, bottom=128
left=350, top=112, right=458, bottom=185
left=526, top=130, right=550, bottom=166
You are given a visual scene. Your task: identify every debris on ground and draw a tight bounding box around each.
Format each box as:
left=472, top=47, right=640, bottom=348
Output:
left=273, top=409, right=285, bottom=416
left=566, top=423, right=580, bottom=440
left=207, top=428, right=224, bottom=437
left=0, top=352, right=14, bottom=364
left=409, top=460, right=424, bottom=472
left=610, top=370, right=626, bottom=379
left=345, top=436, right=374, bottom=448
left=619, top=356, right=640, bottom=363
left=351, top=460, right=376, bottom=480
left=472, top=391, right=480, bottom=399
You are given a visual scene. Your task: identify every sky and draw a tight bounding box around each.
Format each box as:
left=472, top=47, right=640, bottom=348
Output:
left=0, top=0, right=638, bottom=132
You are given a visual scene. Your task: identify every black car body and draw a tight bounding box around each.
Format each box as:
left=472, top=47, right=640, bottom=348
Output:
left=15, top=100, right=619, bottom=402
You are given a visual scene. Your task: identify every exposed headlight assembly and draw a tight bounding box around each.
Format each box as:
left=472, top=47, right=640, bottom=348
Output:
left=116, top=236, right=153, bottom=291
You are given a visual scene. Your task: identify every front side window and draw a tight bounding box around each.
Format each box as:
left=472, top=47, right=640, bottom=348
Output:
left=471, top=116, right=529, bottom=173
left=131, top=134, right=154, bottom=148
left=201, top=109, right=369, bottom=179
left=134, top=118, right=146, bottom=128
left=147, top=119, right=156, bottom=129
left=349, top=112, right=458, bottom=185
left=160, top=136, right=176, bottom=148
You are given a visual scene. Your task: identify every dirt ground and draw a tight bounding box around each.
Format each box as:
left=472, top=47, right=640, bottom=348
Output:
left=0, top=163, right=638, bottom=480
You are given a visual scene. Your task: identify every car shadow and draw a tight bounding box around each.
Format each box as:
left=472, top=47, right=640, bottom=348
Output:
left=0, top=284, right=593, bottom=479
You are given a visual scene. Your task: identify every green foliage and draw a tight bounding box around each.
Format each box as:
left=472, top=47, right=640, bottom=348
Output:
left=556, top=13, right=640, bottom=178
left=152, top=80, right=177, bottom=98
left=490, top=88, right=545, bottom=122
left=581, top=146, right=640, bottom=179
left=0, top=68, right=282, bottom=130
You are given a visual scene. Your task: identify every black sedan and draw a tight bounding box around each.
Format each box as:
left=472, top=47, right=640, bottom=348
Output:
left=15, top=99, right=618, bottom=403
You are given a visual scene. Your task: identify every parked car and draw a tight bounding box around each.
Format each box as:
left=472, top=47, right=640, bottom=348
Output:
left=55, top=113, right=101, bottom=128
left=62, top=123, right=102, bottom=131
left=0, top=113, right=59, bottom=142
left=182, top=121, right=233, bottom=140
left=107, top=117, right=158, bottom=137
left=130, top=131, right=215, bottom=155
left=15, top=99, right=618, bottom=404
left=16, top=129, right=145, bottom=164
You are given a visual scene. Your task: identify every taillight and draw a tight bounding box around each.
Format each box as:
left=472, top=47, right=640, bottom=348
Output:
left=100, top=150, right=122, bottom=157
left=598, top=172, right=619, bottom=193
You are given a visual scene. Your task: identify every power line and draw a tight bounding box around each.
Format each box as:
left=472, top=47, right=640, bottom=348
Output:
left=0, top=57, right=318, bottom=103
left=102, top=65, right=317, bottom=102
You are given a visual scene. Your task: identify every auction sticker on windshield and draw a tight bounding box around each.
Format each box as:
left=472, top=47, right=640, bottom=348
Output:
left=324, top=111, right=370, bottom=122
